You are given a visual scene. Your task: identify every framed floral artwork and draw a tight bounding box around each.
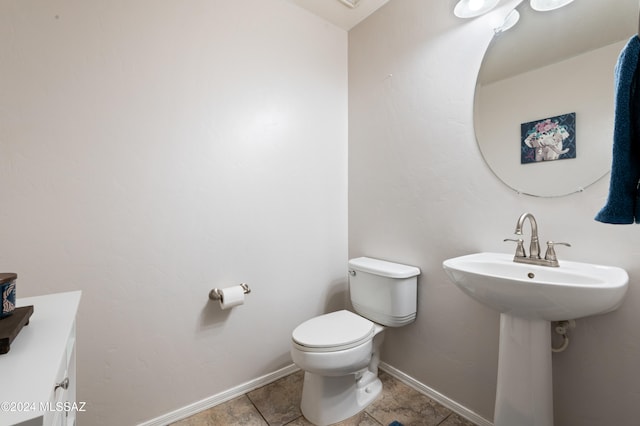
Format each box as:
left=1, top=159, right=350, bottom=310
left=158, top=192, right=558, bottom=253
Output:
left=521, top=113, right=576, bottom=164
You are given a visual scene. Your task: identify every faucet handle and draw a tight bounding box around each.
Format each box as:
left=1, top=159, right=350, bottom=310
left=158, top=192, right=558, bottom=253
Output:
left=504, top=238, right=526, bottom=257
left=544, top=241, right=571, bottom=262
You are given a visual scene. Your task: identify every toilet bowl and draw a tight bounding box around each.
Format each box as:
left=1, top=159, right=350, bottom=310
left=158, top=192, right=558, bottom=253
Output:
left=291, top=257, right=420, bottom=426
left=291, top=310, right=385, bottom=426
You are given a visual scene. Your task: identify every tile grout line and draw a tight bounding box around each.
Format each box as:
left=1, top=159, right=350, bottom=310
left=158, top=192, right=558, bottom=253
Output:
left=436, top=412, right=454, bottom=425
left=245, top=392, right=272, bottom=425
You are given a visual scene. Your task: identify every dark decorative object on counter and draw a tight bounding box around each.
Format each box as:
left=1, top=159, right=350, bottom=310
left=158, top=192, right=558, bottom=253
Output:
left=0, top=273, right=17, bottom=319
left=0, top=273, right=32, bottom=355
left=0, top=305, right=33, bottom=354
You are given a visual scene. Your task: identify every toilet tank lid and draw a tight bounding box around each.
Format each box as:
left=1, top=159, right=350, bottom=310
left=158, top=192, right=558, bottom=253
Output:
left=348, top=257, right=420, bottom=279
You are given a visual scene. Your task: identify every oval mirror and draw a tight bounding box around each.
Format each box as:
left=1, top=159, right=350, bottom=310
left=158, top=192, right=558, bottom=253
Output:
left=474, top=0, right=638, bottom=197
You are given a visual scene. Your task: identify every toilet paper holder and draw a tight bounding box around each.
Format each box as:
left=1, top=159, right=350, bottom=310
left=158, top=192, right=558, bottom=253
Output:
left=209, top=283, right=251, bottom=301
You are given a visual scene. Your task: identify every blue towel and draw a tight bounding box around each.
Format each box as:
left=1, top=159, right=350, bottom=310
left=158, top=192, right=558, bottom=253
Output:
left=595, top=36, right=640, bottom=224
left=389, top=422, right=404, bottom=426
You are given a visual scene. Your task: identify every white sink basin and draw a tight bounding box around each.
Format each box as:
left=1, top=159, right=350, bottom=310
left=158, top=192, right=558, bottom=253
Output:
left=442, top=252, right=629, bottom=321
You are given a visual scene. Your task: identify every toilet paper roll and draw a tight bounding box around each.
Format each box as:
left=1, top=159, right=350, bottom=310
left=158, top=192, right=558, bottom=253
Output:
left=218, top=286, right=245, bottom=310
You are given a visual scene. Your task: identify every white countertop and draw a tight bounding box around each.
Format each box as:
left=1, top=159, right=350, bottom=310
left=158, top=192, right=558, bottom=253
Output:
left=0, top=291, right=81, bottom=426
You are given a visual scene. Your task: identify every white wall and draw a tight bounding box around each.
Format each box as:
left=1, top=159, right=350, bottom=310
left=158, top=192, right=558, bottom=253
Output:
left=0, top=1, right=347, bottom=424
left=350, top=1, right=640, bottom=425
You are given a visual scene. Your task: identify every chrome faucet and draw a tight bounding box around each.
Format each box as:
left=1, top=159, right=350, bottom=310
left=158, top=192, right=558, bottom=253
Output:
left=515, top=212, right=541, bottom=259
left=504, top=212, right=571, bottom=267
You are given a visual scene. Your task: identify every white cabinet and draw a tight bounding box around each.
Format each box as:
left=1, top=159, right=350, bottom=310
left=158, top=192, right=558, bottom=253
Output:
left=0, top=291, right=81, bottom=426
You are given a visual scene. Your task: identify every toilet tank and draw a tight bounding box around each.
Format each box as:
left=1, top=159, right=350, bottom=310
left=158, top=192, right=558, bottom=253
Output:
left=348, top=257, right=421, bottom=327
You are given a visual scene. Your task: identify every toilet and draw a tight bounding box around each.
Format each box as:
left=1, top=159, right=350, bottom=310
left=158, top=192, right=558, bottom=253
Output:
left=290, top=257, right=421, bottom=426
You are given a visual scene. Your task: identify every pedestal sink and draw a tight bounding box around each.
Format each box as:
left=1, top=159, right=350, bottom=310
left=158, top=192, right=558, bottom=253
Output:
left=442, top=252, right=628, bottom=426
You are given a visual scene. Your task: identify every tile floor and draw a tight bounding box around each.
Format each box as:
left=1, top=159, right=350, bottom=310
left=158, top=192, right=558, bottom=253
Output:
left=171, top=370, right=478, bottom=426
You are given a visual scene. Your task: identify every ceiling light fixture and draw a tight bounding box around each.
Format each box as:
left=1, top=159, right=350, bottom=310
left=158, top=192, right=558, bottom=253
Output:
left=494, top=9, right=520, bottom=33
left=338, top=0, right=361, bottom=9
left=454, top=0, right=501, bottom=18
left=529, top=0, right=575, bottom=12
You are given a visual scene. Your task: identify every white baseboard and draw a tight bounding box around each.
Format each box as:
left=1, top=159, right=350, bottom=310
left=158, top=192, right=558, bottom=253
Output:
left=137, top=362, right=492, bottom=426
left=379, top=362, right=493, bottom=426
left=137, top=364, right=300, bottom=426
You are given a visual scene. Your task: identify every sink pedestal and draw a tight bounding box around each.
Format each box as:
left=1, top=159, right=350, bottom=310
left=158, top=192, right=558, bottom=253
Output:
left=494, top=314, right=553, bottom=426
left=443, top=252, right=629, bottom=426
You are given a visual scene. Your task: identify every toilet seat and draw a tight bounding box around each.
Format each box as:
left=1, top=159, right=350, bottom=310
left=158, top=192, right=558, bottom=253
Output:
left=292, top=310, right=375, bottom=353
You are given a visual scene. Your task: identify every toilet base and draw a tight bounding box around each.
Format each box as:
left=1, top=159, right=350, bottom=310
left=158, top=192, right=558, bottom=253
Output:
left=300, top=370, right=382, bottom=426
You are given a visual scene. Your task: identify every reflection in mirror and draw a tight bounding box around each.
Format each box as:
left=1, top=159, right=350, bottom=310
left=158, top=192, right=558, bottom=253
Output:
left=474, top=0, right=638, bottom=197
